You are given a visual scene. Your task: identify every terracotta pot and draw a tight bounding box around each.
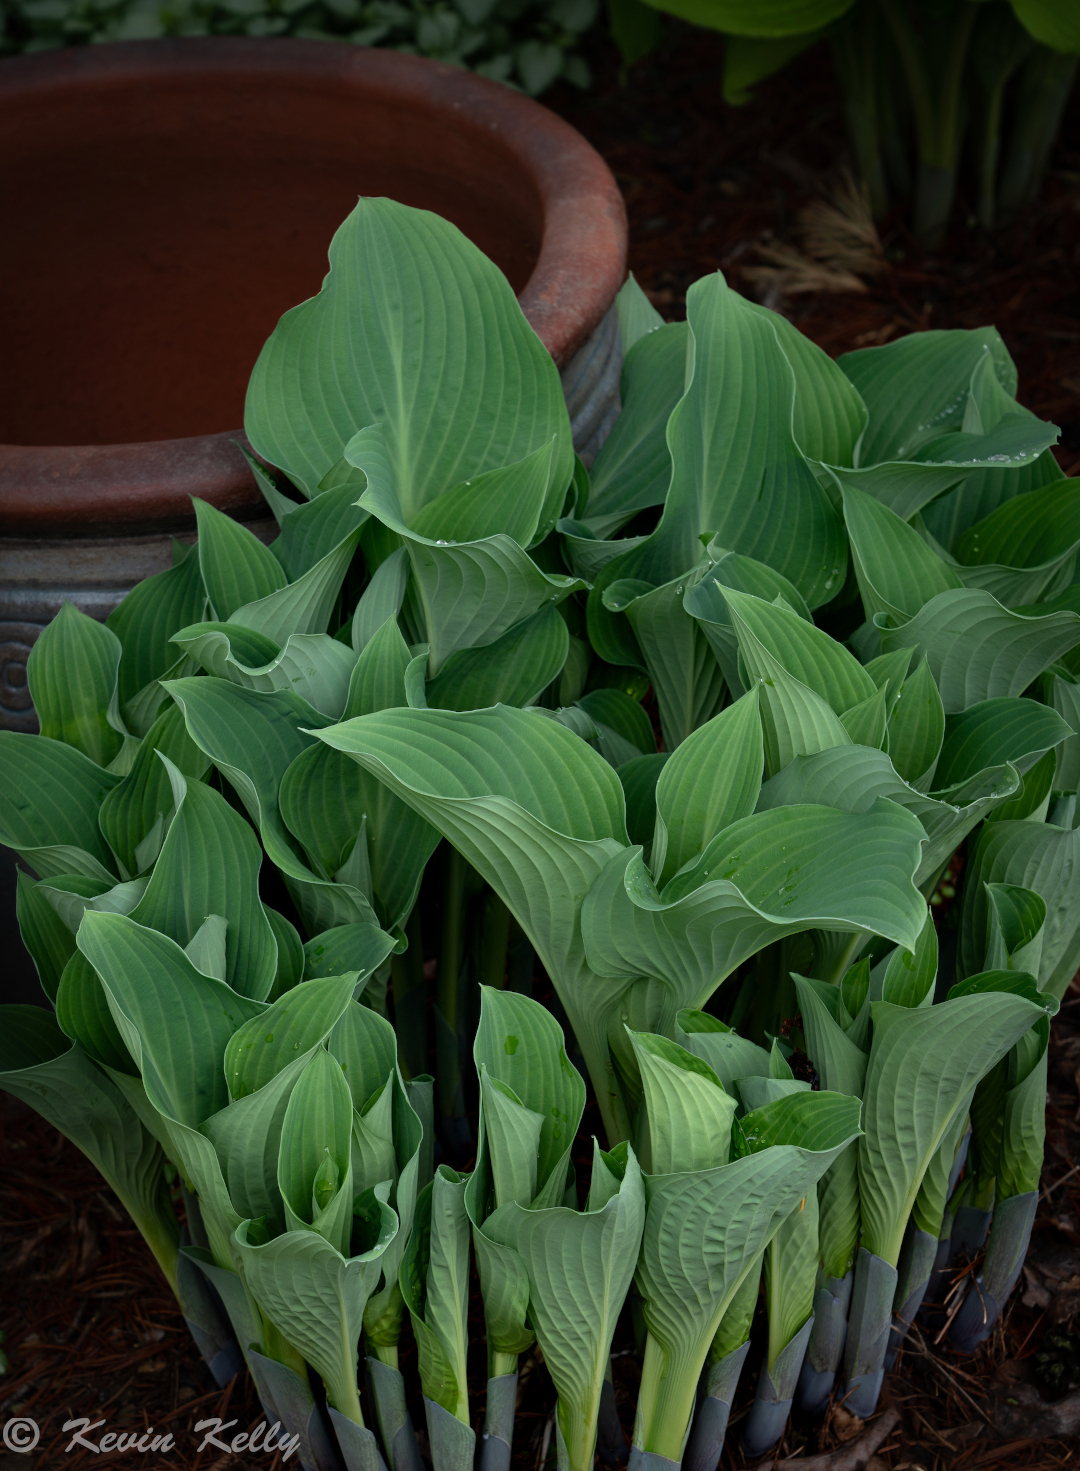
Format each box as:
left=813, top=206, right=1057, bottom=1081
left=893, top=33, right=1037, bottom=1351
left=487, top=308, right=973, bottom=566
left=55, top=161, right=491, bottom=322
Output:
left=0, top=38, right=628, bottom=732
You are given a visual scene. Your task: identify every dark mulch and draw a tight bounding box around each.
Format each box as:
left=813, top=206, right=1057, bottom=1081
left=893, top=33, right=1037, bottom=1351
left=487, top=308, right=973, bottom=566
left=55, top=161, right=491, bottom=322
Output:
left=546, top=26, right=1080, bottom=472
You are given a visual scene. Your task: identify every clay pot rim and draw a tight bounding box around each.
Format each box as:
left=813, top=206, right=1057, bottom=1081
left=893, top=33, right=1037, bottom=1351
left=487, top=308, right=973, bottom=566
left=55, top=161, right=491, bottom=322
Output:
left=0, top=38, right=627, bottom=536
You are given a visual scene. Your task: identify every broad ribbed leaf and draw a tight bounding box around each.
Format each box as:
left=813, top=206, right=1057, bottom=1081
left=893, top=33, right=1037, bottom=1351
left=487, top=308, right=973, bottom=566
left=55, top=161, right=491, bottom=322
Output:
left=172, top=624, right=358, bottom=719
left=194, top=498, right=286, bottom=619
left=840, top=479, right=962, bottom=621
left=303, top=923, right=396, bottom=983
left=425, top=603, right=569, bottom=711
left=107, top=544, right=208, bottom=712
left=484, top=1143, right=645, bottom=1469
left=932, top=697, right=1071, bottom=793
left=225, top=974, right=357, bottom=1100
left=653, top=689, right=763, bottom=889
left=76, top=911, right=265, bottom=1128
left=581, top=323, right=687, bottom=539
left=725, top=586, right=877, bottom=714
left=128, top=756, right=277, bottom=1000
left=675, top=1009, right=772, bottom=1092
left=227, top=529, right=363, bottom=644
left=952, top=477, right=1080, bottom=605
left=630, top=1030, right=736, bottom=1174
left=350, top=548, right=409, bottom=653
left=278, top=1047, right=355, bottom=1253
left=858, top=991, right=1046, bottom=1267
left=14, top=869, right=77, bottom=1003
left=885, top=656, right=945, bottom=787
left=26, top=603, right=123, bottom=767
left=245, top=197, right=573, bottom=516
left=959, top=817, right=1080, bottom=999
left=400, top=1167, right=472, bottom=1420
left=55, top=949, right=137, bottom=1073
left=879, top=589, right=1080, bottom=712
left=274, top=477, right=370, bottom=581
left=0, top=731, right=120, bottom=880
left=881, top=907, right=937, bottom=1008
left=581, top=800, right=926, bottom=1028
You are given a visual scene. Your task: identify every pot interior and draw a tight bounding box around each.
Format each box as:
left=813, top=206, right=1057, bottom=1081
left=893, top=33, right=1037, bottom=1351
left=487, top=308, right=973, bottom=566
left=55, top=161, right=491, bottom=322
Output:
left=0, top=56, right=544, bottom=447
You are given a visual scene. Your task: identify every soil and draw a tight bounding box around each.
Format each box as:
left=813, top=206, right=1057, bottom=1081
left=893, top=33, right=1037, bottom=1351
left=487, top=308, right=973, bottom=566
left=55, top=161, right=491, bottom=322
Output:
left=3, top=25, right=1080, bottom=1471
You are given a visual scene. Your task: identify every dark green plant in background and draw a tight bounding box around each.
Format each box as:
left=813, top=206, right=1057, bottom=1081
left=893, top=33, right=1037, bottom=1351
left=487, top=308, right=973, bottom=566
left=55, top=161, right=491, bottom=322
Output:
left=0, top=0, right=597, bottom=94
left=612, top=0, right=1079, bottom=246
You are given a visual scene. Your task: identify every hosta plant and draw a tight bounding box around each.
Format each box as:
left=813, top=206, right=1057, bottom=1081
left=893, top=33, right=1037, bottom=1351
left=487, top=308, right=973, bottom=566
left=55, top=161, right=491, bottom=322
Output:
left=2, top=194, right=1079, bottom=1469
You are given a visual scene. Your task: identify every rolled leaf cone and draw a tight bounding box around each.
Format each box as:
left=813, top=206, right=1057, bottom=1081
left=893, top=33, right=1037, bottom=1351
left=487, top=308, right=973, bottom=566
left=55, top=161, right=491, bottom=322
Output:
left=179, top=1244, right=265, bottom=1380
left=741, top=1315, right=815, bottom=1458
left=425, top=1399, right=477, bottom=1471
left=366, top=1358, right=424, bottom=1471
left=681, top=1341, right=752, bottom=1471
left=922, top=1231, right=956, bottom=1308
left=479, top=1373, right=518, bottom=1471
left=796, top=1272, right=852, bottom=1415
left=176, top=1240, right=245, bottom=1389
left=950, top=1203, right=994, bottom=1261
left=596, top=1375, right=628, bottom=1468
left=842, top=1249, right=898, bottom=1418
left=948, top=1190, right=1039, bottom=1353
left=330, top=1408, right=391, bottom=1471
left=885, top=1227, right=938, bottom=1370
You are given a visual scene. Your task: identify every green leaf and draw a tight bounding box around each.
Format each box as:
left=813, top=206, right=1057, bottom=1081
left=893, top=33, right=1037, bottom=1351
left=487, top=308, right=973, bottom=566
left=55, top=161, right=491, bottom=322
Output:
left=858, top=990, right=1046, bottom=1267
left=952, top=476, right=1080, bottom=605
left=618, top=753, right=669, bottom=855
left=76, top=910, right=265, bottom=1128
left=426, top=603, right=569, bottom=711
left=0, top=1009, right=179, bottom=1292
left=128, top=755, right=278, bottom=1001
left=97, top=702, right=211, bottom=879
left=107, top=543, right=208, bottom=714
left=840, top=479, right=963, bottom=621
left=581, top=324, right=687, bottom=539
left=932, top=697, right=1071, bottom=793
left=245, top=197, right=572, bottom=516
left=227, top=529, right=364, bottom=645
left=581, top=800, right=927, bottom=1029
left=881, top=907, right=937, bottom=1008
left=0, top=731, right=120, bottom=880
left=400, top=1166, right=472, bottom=1421
left=194, top=497, right=286, bottom=619
left=302, top=923, right=396, bottom=984
left=27, top=603, right=123, bottom=767
left=675, top=1010, right=772, bottom=1093
left=409, top=438, right=556, bottom=549
left=14, top=868, right=77, bottom=1003
left=652, top=688, right=763, bottom=888
left=959, top=817, right=1080, bottom=998
left=173, top=624, right=358, bottom=719
left=577, top=689, right=657, bottom=757
left=614, top=272, right=665, bottom=352
left=885, top=656, right=946, bottom=787
left=277, top=1047, right=355, bottom=1253
left=630, top=1030, right=736, bottom=1173
left=274, top=478, right=370, bottom=581
left=484, top=1142, right=645, bottom=1470
left=164, top=679, right=378, bottom=934
left=724, top=585, right=877, bottom=715
left=344, top=616, right=411, bottom=718
left=879, top=589, right=1080, bottom=712
left=56, top=949, right=137, bottom=1074
left=350, top=548, right=410, bottom=654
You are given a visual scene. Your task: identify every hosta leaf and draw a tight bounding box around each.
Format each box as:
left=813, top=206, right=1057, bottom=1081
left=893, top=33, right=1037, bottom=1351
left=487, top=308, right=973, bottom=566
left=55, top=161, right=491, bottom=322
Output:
left=959, top=817, right=1080, bottom=999
left=425, top=603, right=569, bottom=711
left=757, top=744, right=1020, bottom=892
left=581, top=800, right=926, bottom=1028
left=245, top=196, right=572, bottom=516
left=840, top=479, right=962, bottom=621
left=164, top=678, right=378, bottom=934
left=879, top=589, right=1080, bottom=712
left=194, top=498, right=286, bottom=619
left=922, top=448, right=1065, bottom=554
left=609, top=571, right=726, bottom=751
left=274, top=478, right=370, bottom=581
left=858, top=990, right=1047, bottom=1267
left=278, top=742, right=439, bottom=932
left=352, top=423, right=582, bottom=675
left=577, top=689, right=657, bottom=757
left=76, top=911, right=265, bottom=1128
left=302, top=923, right=396, bottom=984
left=277, top=1047, right=355, bottom=1251
left=839, top=684, right=889, bottom=749
left=1047, top=673, right=1080, bottom=793
left=839, top=329, right=1016, bottom=465
left=97, top=702, right=211, bottom=879
left=484, top=1143, right=645, bottom=1469
left=344, top=616, right=411, bottom=718
left=409, top=438, right=556, bottom=550
left=582, top=323, right=687, bottom=539
left=107, top=543, right=208, bottom=712
left=236, top=1201, right=396, bottom=1421
left=26, top=603, right=123, bottom=767
left=172, top=624, right=357, bottom=719
left=722, top=586, right=876, bottom=715
left=932, top=697, right=1071, bottom=793
left=885, top=655, right=945, bottom=787
left=56, top=949, right=137, bottom=1074
left=881, top=907, right=938, bottom=1008
left=652, top=688, right=763, bottom=889
left=0, top=731, right=120, bottom=880
left=14, top=868, right=77, bottom=1003
left=227, top=528, right=363, bottom=645
left=128, top=755, right=278, bottom=1001
left=0, top=1009, right=178, bottom=1287
left=400, top=1167, right=472, bottom=1420
left=351, top=546, right=410, bottom=654
left=629, top=1029, right=736, bottom=1174
left=618, top=753, right=669, bottom=855
left=675, top=1009, right=772, bottom=1094
left=753, top=661, right=853, bottom=778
